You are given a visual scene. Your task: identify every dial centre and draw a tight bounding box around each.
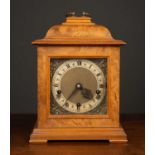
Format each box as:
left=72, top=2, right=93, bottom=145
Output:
left=76, top=83, right=83, bottom=89
left=61, top=67, right=97, bottom=104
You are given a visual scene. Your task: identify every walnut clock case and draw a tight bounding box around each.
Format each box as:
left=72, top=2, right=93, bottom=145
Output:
left=29, top=13, right=128, bottom=143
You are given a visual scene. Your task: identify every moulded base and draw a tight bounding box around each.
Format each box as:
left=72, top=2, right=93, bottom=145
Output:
left=29, top=124, right=128, bottom=143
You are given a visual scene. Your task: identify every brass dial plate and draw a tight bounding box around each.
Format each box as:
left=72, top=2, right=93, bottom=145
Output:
left=50, top=58, right=107, bottom=115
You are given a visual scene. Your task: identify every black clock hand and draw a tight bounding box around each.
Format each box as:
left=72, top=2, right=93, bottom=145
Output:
left=66, top=83, right=83, bottom=101
left=81, top=88, right=93, bottom=99
left=66, top=83, right=82, bottom=101
left=66, top=88, right=77, bottom=101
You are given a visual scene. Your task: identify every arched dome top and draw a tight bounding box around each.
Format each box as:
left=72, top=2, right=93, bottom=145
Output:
left=32, top=16, right=125, bottom=45
left=45, top=17, right=113, bottom=40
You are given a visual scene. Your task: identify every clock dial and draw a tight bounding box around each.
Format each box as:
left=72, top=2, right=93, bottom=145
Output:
left=51, top=59, right=107, bottom=114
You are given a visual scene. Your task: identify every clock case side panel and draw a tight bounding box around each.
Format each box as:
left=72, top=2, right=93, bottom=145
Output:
left=36, top=49, right=50, bottom=127
left=35, top=46, right=120, bottom=128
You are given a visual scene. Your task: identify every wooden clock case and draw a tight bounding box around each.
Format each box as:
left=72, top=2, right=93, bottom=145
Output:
left=29, top=15, right=128, bottom=143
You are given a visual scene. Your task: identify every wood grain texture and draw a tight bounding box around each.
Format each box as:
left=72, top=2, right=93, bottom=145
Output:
left=32, top=39, right=126, bottom=45
left=32, top=16, right=126, bottom=45
left=30, top=46, right=126, bottom=142
left=35, top=46, right=121, bottom=127
left=30, top=127, right=127, bottom=143
left=11, top=114, right=145, bottom=155
left=31, top=16, right=127, bottom=143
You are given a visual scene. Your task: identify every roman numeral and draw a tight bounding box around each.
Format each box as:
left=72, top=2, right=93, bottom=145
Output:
left=96, top=94, right=101, bottom=99
left=99, top=83, right=107, bottom=88
left=66, top=64, right=70, bottom=68
left=89, top=64, right=92, bottom=69
left=89, top=104, right=92, bottom=108
left=64, top=102, right=69, bottom=107
left=77, top=103, right=81, bottom=110
left=96, top=73, right=101, bottom=76
left=77, top=60, right=82, bottom=66
left=53, top=83, right=58, bottom=87
left=99, top=84, right=104, bottom=88
left=57, top=72, right=62, bottom=76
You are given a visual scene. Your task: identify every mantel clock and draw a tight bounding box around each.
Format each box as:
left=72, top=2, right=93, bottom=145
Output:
left=29, top=12, right=128, bottom=143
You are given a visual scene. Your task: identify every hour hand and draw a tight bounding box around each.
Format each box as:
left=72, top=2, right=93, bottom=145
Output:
left=81, top=88, right=93, bottom=99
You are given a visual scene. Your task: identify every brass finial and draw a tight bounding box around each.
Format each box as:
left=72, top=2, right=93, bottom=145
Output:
left=82, top=12, right=91, bottom=17
left=66, top=12, right=76, bottom=17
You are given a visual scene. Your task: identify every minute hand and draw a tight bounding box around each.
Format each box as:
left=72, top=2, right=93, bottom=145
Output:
left=66, top=88, right=77, bottom=101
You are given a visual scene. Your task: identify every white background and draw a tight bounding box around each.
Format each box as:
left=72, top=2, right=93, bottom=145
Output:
left=0, top=0, right=152, bottom=154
